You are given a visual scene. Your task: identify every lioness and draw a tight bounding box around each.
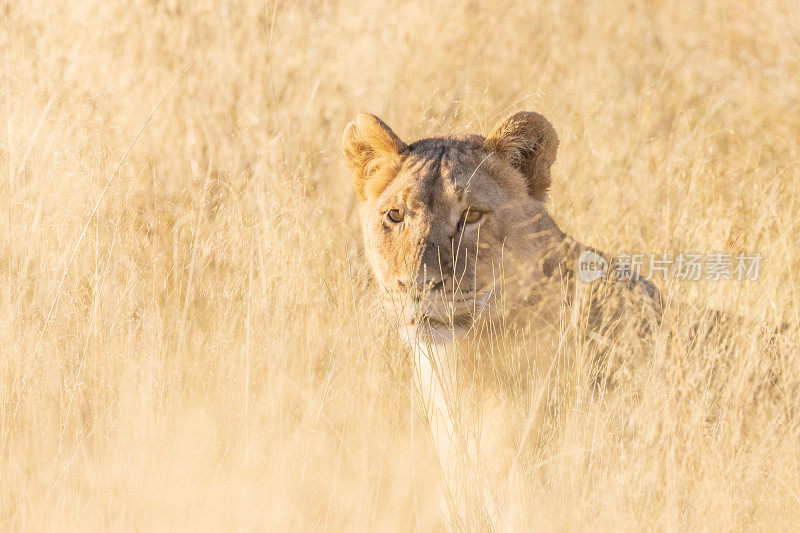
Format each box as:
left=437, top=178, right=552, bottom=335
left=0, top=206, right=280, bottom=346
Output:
left=342, top=111, right=662, bottom=528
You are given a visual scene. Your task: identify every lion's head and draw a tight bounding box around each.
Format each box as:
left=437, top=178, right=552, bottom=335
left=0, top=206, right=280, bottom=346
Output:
left=343, top=112, right=561, bottom=329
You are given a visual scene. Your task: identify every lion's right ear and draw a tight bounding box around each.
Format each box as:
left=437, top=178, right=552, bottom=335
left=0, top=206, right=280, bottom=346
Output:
left=342, top=114, right=407, bottom=200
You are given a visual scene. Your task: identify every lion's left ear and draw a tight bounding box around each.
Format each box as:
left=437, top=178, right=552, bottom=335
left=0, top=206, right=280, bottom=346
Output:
left=484, top=111, right=558, bottom=202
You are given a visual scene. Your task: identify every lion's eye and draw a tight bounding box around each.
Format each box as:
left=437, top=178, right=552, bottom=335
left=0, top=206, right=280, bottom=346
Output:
left=386, top=208, right=404, bottom=223
left=461, top=208, right=483, bottom=224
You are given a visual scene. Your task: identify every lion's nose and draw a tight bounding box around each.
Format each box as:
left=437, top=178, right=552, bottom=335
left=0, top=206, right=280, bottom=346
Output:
left=423, top=279, right=444, bottom=292
left=395, top=277, right=444, bottom=294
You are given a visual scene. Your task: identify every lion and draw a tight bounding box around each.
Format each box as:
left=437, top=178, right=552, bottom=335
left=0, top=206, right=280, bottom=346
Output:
left=342, top=111, right=664, bottom=528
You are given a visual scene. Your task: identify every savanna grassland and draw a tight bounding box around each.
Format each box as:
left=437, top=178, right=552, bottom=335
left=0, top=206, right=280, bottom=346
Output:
left=2, top=0, right=800, bottom=530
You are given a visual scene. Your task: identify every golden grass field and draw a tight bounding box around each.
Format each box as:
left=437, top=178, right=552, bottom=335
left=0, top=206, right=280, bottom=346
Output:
left=2, top=0, right=800, bottom=530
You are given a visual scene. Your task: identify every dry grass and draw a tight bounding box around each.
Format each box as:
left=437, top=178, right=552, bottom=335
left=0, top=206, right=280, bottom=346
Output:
left=2, top=0, right=800, bottom=530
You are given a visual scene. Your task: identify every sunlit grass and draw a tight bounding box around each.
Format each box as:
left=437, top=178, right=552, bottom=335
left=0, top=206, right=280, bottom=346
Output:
left=1, top=0, right=799, bottom=529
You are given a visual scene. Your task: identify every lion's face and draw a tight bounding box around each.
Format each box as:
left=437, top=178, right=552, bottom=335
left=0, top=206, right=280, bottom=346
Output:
left=343, top=112, right=559, bottom=328
left=359, top=138, right=510, bottom=325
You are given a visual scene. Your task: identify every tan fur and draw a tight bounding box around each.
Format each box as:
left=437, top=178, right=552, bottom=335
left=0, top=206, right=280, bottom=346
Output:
left=343, top=111, right=661, bottom=527
left=343, top=111, right=659, bottom=335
